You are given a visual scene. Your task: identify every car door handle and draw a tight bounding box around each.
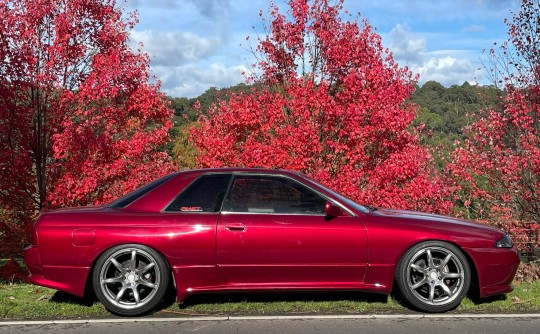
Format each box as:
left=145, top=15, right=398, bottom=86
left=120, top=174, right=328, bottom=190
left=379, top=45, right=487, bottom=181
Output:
left=225, top=224, right=246, bottom=231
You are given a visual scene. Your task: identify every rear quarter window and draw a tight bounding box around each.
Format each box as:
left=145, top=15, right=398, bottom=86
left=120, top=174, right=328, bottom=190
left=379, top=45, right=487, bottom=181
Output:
left=164, top=174, right=232, bottom=212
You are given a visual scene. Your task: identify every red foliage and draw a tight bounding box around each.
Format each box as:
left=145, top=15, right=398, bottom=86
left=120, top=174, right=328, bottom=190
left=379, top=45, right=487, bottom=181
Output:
left=0, top=0, right=174, bottom=255
left=484, top=0, right=540, bottom=88
left=192, top=0, right=452, bottom=213
left=0, top=259, right=28, bottom=283
left=447, top=87, right=540, bottom=256
left=449, top=0, right=540, bottom=260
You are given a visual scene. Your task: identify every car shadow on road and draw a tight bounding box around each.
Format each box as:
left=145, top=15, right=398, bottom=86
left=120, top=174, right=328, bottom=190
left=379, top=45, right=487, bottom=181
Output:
left=46, top=285, right=509, bottom=314
left=47, top=289, right=389, bottom=310
left=468, top=293, right=508, bottom=305
left=49, top=291, right=98, bottom=307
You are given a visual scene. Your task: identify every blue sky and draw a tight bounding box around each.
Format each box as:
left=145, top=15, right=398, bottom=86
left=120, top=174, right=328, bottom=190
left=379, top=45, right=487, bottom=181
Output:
left=126, top=0, right=518, bottom=98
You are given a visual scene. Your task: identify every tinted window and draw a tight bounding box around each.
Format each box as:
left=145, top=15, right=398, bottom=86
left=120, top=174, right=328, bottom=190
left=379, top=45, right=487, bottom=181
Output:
left=165, top=174, right=231, bottom=212
left=108, top=173, right=177, bottom=208
left=222, top=175, right=326, bottom=214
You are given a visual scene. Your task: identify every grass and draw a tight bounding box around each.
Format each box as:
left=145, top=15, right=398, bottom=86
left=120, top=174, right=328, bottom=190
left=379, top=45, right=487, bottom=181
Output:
left=1, top=281, right=540, bottom=320
left=0, top=285, right=108, bottom=319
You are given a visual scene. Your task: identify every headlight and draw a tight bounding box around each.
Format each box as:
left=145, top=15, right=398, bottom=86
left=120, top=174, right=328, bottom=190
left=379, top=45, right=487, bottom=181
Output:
left=496, top=235, right=513, bottom=248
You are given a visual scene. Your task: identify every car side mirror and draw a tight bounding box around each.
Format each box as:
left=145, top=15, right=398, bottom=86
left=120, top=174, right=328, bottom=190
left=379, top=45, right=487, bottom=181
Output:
left=325, top=201, right=342, bottom=218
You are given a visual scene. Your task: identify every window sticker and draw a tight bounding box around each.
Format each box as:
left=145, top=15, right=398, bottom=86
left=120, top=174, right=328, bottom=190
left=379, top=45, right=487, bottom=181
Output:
left=180, top=206, right=203, bottom=212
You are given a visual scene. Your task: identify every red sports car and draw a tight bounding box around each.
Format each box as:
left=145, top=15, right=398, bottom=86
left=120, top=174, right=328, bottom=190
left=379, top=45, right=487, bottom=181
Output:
left=24, top=168, right=519, bottom=316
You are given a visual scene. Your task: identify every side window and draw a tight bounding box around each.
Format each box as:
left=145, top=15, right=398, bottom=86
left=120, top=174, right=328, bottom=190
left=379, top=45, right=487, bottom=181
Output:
left=165, top=174, right=231, bottom=212
left=222, top=175, right=326, bottom=214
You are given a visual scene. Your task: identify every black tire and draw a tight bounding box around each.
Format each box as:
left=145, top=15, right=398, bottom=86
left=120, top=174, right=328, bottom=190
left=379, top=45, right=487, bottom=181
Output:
left=395, top=241, right=471, bottom=313
left=92, top=244, right=170, bottom=316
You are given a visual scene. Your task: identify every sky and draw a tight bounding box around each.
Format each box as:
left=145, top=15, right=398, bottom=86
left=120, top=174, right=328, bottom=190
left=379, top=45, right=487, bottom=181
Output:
left=125, top=0, right=519, bottom=98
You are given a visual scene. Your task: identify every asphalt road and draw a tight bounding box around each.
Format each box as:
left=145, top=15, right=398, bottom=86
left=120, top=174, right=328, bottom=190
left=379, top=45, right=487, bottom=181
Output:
left=2, top=315, right=540, bottom=334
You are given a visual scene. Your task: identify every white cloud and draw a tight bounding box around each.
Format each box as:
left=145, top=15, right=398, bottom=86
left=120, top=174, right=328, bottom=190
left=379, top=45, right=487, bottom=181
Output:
left=388, top=24, right=426, bottom=65
left=387, top=24, right=481, bottom=86
left=414, top=56, right=480, bottom=85
left=130, top=30, right=221, bottom=66
left=153, top=63, right=248, bottom=98
left=129, top=29, right=247, bottom=97
left=125, top=2, right=243, bottom=98
left=123, top=1, right=512, bottom=97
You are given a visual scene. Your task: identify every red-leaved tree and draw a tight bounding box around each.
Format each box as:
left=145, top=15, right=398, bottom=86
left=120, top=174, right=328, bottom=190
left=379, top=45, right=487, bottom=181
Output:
left=448, top=88, right=539, bottom=222
left=483, top=0, right=540, bottom=88
left=448, top=0, right=540, bottom=273
left=191, top=0, right=452, bottom=213
left=0, top=0, right=174, bottom=256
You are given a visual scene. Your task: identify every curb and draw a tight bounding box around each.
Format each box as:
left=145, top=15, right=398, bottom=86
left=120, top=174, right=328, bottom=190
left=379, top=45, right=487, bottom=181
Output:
left=2, top=313, right=540, bottom=325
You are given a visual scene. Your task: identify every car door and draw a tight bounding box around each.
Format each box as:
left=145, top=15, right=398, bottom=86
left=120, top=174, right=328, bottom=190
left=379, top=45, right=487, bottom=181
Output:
left=161, top=173, right=232, bottom=287
left=217, top=174, right=367, bottom=286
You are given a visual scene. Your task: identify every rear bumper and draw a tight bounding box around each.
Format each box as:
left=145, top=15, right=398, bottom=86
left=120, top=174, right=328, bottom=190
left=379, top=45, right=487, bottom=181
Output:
left=463, top=247, right=520, bottom=298
left=23, top=245, right=88, bottom=297
left=23, top=245, right=43, bottom=277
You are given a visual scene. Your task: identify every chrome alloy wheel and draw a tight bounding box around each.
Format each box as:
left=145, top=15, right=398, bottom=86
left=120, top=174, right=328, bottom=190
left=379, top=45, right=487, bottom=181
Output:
left=406, top=246, right=466, bottom=306
left=98, top=247, right=161, bottom=310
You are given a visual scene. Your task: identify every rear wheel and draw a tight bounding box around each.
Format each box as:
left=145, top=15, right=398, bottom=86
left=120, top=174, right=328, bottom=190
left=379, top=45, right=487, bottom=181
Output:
left=92, top=244, right=169, bottom=316
left=395, top=241, right=470, bottom=312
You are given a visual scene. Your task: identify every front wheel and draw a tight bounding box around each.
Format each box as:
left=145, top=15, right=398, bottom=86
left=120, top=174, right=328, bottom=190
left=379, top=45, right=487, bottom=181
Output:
left=395, top=241, right=471, bottom=312
left=92, top=244, right=170, bottom=316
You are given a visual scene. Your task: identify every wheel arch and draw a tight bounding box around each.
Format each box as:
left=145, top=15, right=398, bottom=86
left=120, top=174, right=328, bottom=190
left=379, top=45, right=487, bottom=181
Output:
left=392, top=238, right=478, bottom=295
left=392, top=238, right=475, bottom=312
left=85, top=242, right=175, bottom=297
left=458, top=247, right=480, bottom=299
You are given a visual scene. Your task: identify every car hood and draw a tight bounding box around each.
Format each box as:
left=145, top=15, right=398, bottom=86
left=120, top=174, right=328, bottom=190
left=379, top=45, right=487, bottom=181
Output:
left=371, top=208, right=503, bottom=234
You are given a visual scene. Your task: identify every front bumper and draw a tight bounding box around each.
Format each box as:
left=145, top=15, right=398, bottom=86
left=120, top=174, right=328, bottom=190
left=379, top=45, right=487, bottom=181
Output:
left=463, top=246, right=520, bottom=298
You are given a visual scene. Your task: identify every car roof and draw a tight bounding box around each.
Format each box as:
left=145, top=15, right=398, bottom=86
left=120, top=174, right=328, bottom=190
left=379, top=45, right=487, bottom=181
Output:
left=123, top=168, right=309, bottom=212
left=183, top=167, right=306, bottom=177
